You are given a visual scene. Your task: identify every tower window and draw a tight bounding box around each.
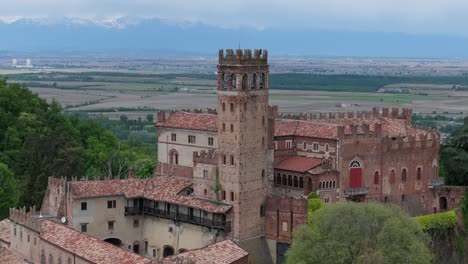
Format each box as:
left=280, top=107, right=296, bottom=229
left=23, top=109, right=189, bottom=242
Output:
left=223, top=155, right=227, bottom=165
left=401, top=168, right=407, bottom=183
left=230, top=103, right=234, bottom=112
left=417, top=167, right=422, bottom=180
left=390, top=170, right=396, bottom=184
left=230, top=155, right=234, bottom=166
left=262, top=116, right=265, bottom=127
left=251, top=73, right=257, bottom=89
left=231, top=191, right=235, bottom=201
left=230, top=124, right=234, bottom=132
left=222, top=123, right=226, bottom=132
left=374, top=171, right=380, bottom=185
left=222, top=102, right=226, bottom=112
left=231, top=74, right=236, bottom=89
left=242, top=73, right=248, bottom=90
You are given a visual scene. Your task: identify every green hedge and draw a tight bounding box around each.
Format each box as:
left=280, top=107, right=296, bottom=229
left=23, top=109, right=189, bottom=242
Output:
left=414, top=210, right=457, bottom=231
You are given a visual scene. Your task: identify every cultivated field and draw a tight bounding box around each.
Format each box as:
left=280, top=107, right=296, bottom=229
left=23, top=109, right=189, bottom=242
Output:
left=4, top=70, right=468, bottom=120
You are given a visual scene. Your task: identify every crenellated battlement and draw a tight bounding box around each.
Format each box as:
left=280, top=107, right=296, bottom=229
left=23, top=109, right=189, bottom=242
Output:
left=337, top=123, right=383, bottom=139
left=9, top=207, right=42, bottom=233
left=280, top=107, right=413, bottom=123
left=193, top=150, right=218, bottom=165
left=48, top=176, right=66, bottom=188
left=219, top=49, right=268, bottom=65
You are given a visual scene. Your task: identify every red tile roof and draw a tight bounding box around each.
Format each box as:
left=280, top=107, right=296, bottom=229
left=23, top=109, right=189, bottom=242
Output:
left=162, top=240, right=249, bottom=264
left=40, top=220, right=150, bottom=264
left=274, top=119, right=339, bottom=139
left=157, top=111, right=218, bottom=132
left=0, top=219, right=11, bottom=245
left=0, top=248, right=24, bottom=264
left=274, top=156, right=322, bottom=173
left=71, top=177, right=232, bottom=214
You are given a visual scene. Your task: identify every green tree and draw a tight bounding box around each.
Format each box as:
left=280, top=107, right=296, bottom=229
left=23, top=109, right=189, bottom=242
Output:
left=286, top=203, right=432, bottom=264
left=440, top=117, right=468, bottom=185
left=0, top=163, right=19, bottom=219
left=146, top=114, right=154, bottom=123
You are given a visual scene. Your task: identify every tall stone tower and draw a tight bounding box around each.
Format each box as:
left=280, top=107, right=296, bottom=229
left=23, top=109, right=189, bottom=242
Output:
left=217, top=49, right=272, bottom=242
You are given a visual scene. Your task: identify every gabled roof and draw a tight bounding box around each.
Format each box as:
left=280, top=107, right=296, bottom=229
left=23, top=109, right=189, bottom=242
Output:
left=162, top=240, right=249, bottom=264
left=274, top=119, right=339, bottom=139
left=0, top=248, right=24, bottom=264
left=40, top=220, right=150, bottom=264
left=157, top=111, right=218, bottom=132
left=274, top=156, right=323, bottom=173
left=70, top=177, right=232, bottom=214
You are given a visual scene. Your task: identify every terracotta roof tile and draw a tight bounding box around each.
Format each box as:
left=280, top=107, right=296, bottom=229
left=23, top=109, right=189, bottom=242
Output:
left=0, top=219, right=11, bottom=245
left=162, top=240, right=249, bottom=264
left=71, top=177, right=232, bottom=214
left=157, top=112, right=218, bottom=132
left=274, top=156, right=322, bottom=173
left=274, top=119, right=339, bottom=139
left=0, top=248, right=24, bottom=264
left=40, top=220, right=150, bottom=264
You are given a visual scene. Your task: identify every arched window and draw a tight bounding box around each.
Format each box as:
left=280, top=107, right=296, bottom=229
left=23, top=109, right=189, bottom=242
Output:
left=163, top=246, right=175, bottom=257
left=390, top=170, right=396, bottom=184
left=293, top=176, right=298, bottom=187
left=41, top=251, right=46, bottom=264
left=230, top=74, right=236, bottom=89
left=230, top=103, right=234, bottom=112
left=153, top=249, right=156, bottom=257
left=221, top=73, right=227, bottom=90
left=349, top=159, right=363, bottom=188
left=319, top=182, right=322, bottom=189
left=259, top=73, right=265, bottom=89
left=276, top=173, right=281, bottom=184
left=68, top=258, right=72, bottom=264
left=374, top=171, right=380, bottom=185
left=222, top=123, right=226, bottom=132
left=326, top=181, right=329, bottom=189
left=417, top=167, right=422, bottom=181
left=58, top=257, right=62, bottom=264
left=230, top=124, right=234, bottom=132
left=299, top=177, right=304, bottom=188
left=49, top=254, right=54, bottom=264
left=242, top=74, right=248, bottom=90
left=251, top=73, right=257, bottom=89
left=401, top=168, right=407, bottom=183
left=333, top=181, right=336, bottom=188
left=288, top=175, right=292, bottom=186
left=169, top=149, right=179, bottom=165
left=262, top=169, right=265, bottom=179
left=282, top=174, right=287, bottom=185
left=222, top=102, right=225, bottom=112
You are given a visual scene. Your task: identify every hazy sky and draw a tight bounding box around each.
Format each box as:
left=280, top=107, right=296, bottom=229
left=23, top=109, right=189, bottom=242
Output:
left=1, top=0, right=468, bottom=35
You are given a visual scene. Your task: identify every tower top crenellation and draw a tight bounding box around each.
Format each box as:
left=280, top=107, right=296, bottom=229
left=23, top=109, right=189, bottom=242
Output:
left=219, top=49, right=268, bottom=65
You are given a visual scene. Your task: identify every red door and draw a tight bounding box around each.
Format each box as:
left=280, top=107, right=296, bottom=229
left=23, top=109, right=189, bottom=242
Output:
left=350, top=168, right=362, bottom=188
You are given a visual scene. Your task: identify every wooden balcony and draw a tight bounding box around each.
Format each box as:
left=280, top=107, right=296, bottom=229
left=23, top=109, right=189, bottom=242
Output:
left=125, top=206, right=231, bottom=232
left=344, top=187, right=369, bottom=197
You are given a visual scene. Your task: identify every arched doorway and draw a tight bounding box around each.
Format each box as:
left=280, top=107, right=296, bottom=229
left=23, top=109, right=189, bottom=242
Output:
left=439, top=197, right=448, bottom=211
left=163, top=245, right=174, bottom=257
left=349, top=160, right=363, bottom=188
left=104, top=238, right=123, bottom=247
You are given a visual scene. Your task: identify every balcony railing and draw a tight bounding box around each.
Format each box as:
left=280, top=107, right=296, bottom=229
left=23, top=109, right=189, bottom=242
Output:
left=428, top=177, right=445, bottom=188
left=344, top=186, right=369, bottom=197
left=125, top=206, right=231, bottom=231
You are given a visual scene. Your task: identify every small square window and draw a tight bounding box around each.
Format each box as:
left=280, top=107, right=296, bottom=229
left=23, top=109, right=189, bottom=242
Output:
left=81, top=202, right=87, bottom=210
left=107, top=200, right=116, bottom=209
left=133, top=219, right=139, bottom=228
left=171, top=133, right=177, bottom=142
left=81, top=223, right=88, bottom=233
left=108, top=221, right=115, bottom=231
left=188, top=135, right=196, bottom=144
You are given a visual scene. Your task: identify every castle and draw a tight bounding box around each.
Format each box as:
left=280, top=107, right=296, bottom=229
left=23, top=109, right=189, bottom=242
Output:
left=1, top=49, right=466, bottom=264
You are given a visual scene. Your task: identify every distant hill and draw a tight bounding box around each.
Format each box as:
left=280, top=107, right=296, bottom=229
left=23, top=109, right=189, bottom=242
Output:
left=1, top=17, right=468, bottom=58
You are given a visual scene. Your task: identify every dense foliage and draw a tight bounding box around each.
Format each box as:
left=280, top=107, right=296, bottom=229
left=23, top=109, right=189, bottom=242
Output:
left=286, top=203, right=432, bottom=264
left=414, top=211, right=458, bottom=231
left=0, top=80, right=156, bottom=211
left=439, top=117, right=468, bottom=185
left=0, top=163, right=19, bottom=219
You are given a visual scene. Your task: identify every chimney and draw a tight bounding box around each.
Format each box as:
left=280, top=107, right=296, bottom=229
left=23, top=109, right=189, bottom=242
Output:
left=157, top=111, right=166, bottom=123
left=128, top=167, right=135, bottom=179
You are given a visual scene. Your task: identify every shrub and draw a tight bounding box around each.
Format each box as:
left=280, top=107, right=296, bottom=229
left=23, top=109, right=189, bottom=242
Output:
left=414, top=210, right=457, bottom=231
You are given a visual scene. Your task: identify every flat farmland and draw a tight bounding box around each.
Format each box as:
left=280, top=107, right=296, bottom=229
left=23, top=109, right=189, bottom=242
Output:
left=4, top=71, right=468, bottom=119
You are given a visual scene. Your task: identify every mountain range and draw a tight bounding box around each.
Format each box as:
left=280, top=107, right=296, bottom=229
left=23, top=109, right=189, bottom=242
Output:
left=1, top=17, right=468, bottom=58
